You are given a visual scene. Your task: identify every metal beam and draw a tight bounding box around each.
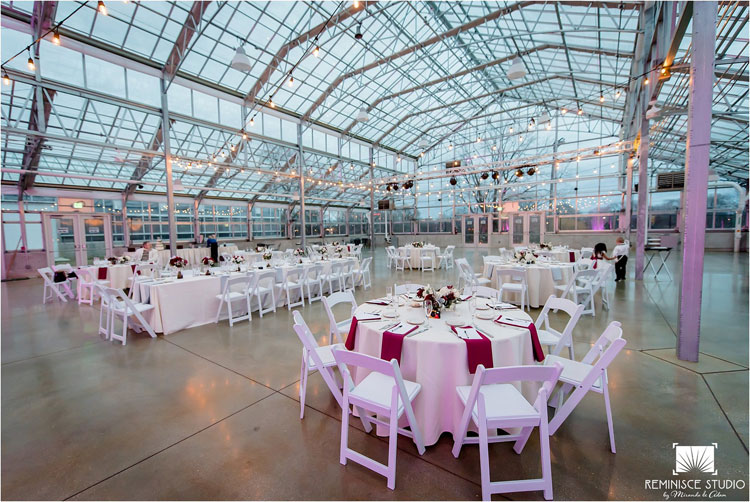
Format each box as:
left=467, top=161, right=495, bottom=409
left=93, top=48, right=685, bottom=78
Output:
left=163, top=1, right=213, bottom=85
left=160, top=79, right=178, bottom=250
left=245, top=1, right=375, bottom=108
left=677, top=1, right=717, bottom=362
left=18, top=0, right=57, bottom=191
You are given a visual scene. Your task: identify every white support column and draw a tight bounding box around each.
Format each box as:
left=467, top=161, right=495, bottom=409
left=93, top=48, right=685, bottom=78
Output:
left=193, top=199, right=201, bottom=243
left=677, top=1, right=717, bottom=362
left=121, top=193, right=130, bottom=246
left=634, top=109, right=649, bottom=280
left=159, top=78, right=178, bottom=250
left=369, top=148, right=375, bottom=248
left=624, top=155, right=634, bottom=241
left=297, top=122, right=306, bottom=248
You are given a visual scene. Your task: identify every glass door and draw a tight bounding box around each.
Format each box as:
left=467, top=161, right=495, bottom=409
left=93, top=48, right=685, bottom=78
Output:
left=462, top=214, right=491, bottom=247
left=43, top=214, right=113, bottom=266
left=508, top=212, right=546, bottom=247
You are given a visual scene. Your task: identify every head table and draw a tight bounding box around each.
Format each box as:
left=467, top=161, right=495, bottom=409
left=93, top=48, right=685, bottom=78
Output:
left=125, top=245, right=238, bottom=267
left=483, top=260, right=574, bottom=308
left=348, top=298, right=537, bottom=446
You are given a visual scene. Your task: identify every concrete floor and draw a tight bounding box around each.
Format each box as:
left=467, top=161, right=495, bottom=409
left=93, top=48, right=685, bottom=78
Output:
left=2, top=248, right=748, bottom=500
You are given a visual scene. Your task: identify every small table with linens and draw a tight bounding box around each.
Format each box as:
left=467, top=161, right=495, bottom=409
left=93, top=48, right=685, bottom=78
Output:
left=483, top=261, right=574, bottom=308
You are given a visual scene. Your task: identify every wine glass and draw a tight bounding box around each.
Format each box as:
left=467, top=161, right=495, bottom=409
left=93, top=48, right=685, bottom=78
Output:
left=423, top=299, right=432, bottom=322
left=386, top=286, right=393, bottom=306
left=468, top=296, right=477, bottom=319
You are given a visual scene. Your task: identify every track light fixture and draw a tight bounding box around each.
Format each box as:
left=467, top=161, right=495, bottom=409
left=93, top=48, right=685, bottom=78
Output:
left=527, top=167, right=536, bottom=176
left=354, top=23, right=363, bottom=40
left=491, top=171, right=499, bottom=180
left=449, top=177, right=457, bottom=186
left=480, top=172, right=489, bottom=180
left=516, top=169, right=524, bottom=177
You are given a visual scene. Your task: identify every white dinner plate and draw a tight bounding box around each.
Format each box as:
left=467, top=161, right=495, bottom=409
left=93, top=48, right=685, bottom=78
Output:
left=382, top=309, right=399, bottom=318
left=443, top=314, right=468, bottom=327
left=406, top=318, right=424, bottom=325
left=476, top=310, right=496, bottom=320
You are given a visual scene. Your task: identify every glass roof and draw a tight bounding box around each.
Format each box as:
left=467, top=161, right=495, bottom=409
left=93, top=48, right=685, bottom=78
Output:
left=1, top=1, right=747, bottom=206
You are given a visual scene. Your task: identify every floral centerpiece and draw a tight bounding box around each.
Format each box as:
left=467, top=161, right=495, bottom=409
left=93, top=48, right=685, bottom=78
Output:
left=334, top=245, right=344, bottom=257
left=231, top=255, right=245, bottom=271
left=514, top=250, right=536, bottom=264
left=201, top=256, right=215, bottom=275
left=416, top=284, right=460, bottom=318
left=120, top=255, right=131, bottom=263
left=331, top=241, right=340, bottom=246
left=169, top=256, right=188, bottom=279
left=293, top=248, right=305, bottom=263
left=317, top=247, right=328, bottom=260
left=539, top=242, right=551, bottom=250
left=255, top=245, right=266, bottom=253
left=412, top=241, right=424, bottom=248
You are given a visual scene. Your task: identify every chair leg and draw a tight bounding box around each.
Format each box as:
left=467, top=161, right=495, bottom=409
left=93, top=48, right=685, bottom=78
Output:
left=478, top=420, right=492, bottom=501
left=299, top=356, right=308, bottom=420
left=603, top=383, right=616, bottom=453
left=386, top=408, right=399, bottom=490
left=215, top=299, right=224, bottom=323
left=539, top=407, right=553, bottom=500
left=340, top=401, right=350, bottom=465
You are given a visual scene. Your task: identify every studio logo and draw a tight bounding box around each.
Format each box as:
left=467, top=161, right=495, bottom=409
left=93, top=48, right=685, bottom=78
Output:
left=673, top=443, right=718, bottom=476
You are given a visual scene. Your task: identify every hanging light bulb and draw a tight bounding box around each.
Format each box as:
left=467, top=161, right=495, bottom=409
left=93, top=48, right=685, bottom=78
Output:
left=599, top=94, right=605, bottom=103
left=353, top=0, right=360, bottom=8
left=491, top=145, right=497, bottom=151
left=528, top=117, right=535, bottom=130
left=509, top=126, right=514, bottom=133
left=2, top=70, right=10, bottom=86
left=313, top=46, right=320, bottom=57
left=577, top=108, right=583, bottom=115
left=476, top=136, right=482, bottom=143
left=644, top=77, right=649, bottom=85
left=27, top=52, right=35, bottom=71
left=241, top=129, right=247, bottom=140
left=268, top=96, right=275, bottom=108
left=519, top=135, right=524, bottom=142
left=448, top=143, right=453, bottom=150
left=546, top=122, right=551, bottom=130
left=396, top=155, right=401, bottom=162
left=288, top=75, right=294, bottom=87
left=560, top=107, right=567, bottom=115
left=97, top=1, right=108, bottom=16
left=52, top=27, right=61, bottom=45
left=615, top=89, right=622, bottom=99
left=249, top=117, right=255, bottom=127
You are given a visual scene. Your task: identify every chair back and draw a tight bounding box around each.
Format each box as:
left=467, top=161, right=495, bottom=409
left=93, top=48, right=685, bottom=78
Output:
left=503, top=267, right=528, bottom=284
left=466, top=285, right=501, bottom=300
left=292, top=310, right=321, bottom=353
left=255, top=269, right=277, bottom=290
left=445, top=245, right=455, bottom=256
left=535, top=295, right=584, bottom=355
left=394, top=283, right=424, bottom=295
left=580, top=248, right=594, bottom=259
left=420, top=249, right=433, bottom=258
left=220, top=275, right=251, bottom=300
left=284, top=265, right=304, bottom=284
left=75, top=267, right=95, bottom=285
left=135, top=263, right=158, bottom=278
left=461, top=364, right=563, bottom=425
left=305, top=263, right=323, bottom=281
left=359, top=256, right=372, bottom=271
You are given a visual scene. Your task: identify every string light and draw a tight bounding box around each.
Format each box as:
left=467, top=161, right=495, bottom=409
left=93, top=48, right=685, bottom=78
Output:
left=615, top=89, right=621, bottom=99
left=287, top=75, right=294, bottom=88
left=560, top=108, right=567, bottom=115
left=52, top=28, right=61, bottom=45
left=241, top=129, right=247, bottom=140
left=577, top=108, right=583, bottom=115
left=2, top=70, right=9, bottom=86
left=509, top=126, right=514, bottom=133
left=353, top=0, right=360, bottom=7
left=313, top=46, right=320, bottom=57
left=249, top=117, right=255, bottom=127
left=27, top=51, right=34, bottom=71
left=599, top=94, right=605, bottom=102
left=268, top=96, right=275, bottom=108
left=644, top=77, right=649, bottom=85
left=97, top=1, right=108, bottom=16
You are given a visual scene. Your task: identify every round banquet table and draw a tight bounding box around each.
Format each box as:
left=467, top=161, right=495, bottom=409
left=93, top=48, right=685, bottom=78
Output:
left=549, top=248, right=579, bottom=263
left=83, top=263, right=134, bottom=290
left=399, top=245, right=439, bottom=269
left=349, top=299, right=536, bottom=446
left=484, top=262, right=574, bottom=308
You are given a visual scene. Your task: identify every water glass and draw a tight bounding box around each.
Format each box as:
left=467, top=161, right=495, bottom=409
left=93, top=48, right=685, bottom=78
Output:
left=386, top=286, right=393, bottom=306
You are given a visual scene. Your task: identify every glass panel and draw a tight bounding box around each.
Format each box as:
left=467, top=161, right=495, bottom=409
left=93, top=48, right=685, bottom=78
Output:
left=478, top=215, right=489, bottom=244
left=83, top=217, right=107, bottom=264
left=713, top=211, right=736, bottom=229
left=512, top=215, right=524, bottom=244
left=50, top=217, right=77, bottom=266
left=464, top=216, right=474, bottom=245
left=528, top=214, right=541, bottom=244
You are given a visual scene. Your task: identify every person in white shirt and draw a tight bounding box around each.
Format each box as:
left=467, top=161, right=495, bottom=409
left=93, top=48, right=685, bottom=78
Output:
left=612, top=237, right=629, bottom=282
left=134, top=241, right=154, bottom=262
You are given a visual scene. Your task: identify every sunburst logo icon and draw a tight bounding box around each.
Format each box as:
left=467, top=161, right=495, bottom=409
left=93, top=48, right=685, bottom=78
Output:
left=673, top=443, right=718, bottom=475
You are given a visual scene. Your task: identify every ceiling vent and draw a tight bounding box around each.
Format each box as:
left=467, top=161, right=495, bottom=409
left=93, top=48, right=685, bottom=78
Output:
left=656, top=171, right=685, bottom=191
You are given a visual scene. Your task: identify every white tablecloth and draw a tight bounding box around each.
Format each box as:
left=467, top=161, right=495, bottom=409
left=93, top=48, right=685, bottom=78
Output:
left=350, top=300, right=535, bottom=446
left=483, top=262, right=574, bottom=308
left=126, top=245, right=239, bottom=266
left=399, top=245, right=439, bottom=269
left=81, top=264, right=134, bottom=290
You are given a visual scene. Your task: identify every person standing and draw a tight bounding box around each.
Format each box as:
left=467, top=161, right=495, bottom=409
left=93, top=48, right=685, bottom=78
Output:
left=206, top=234, right=219, bottom=263
left=613, top=237, right=630, bottom=282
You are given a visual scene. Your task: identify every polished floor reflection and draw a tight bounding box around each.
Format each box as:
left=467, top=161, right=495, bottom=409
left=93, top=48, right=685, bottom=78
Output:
left=2, top=249, right=748, bottom=500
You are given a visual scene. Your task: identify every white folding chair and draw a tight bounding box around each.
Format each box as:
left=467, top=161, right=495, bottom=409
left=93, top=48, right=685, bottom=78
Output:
left=394, top=248, right=411, bottom=271
left=53, top=263, right=78, bottom=295
left=282, top=265, right=305, bottom=310
left=554, top=269, right=599, bottom=316
left=438, top=245, right=455, bottom=270
left=322, top=291, right=357, bottom=344
left=545, top=321, right=626, bottom=453
left=457, top=258, right=491, bottom=289
left=340, top=259, right=356, bottom=293
left=38, top=267, right=72, bottom=303
left=303, top=264, right=324, bottom=303
left=292, top=311, right=344, bottom=419
left=76, top=267, right=108, bottom=305
left=320, top=262, right=342, bottom=294
left=465, top=285, right=501, bottom=301
left=353, top=257, right=372, bottom=290
left=394, top=283, right=424, bottom=295
left=385, top=246, right=397, bottom=269
left=332, top=346, right=426, bottom=490
left=580, top=247, right=594, bottom=259
left=419, top=249, right=435, bottom=272
left=452, top=364, right=563, bottom=501
left=251, top=269, right=277, bottom=317
left=534, top=295, right=583, bottom=358
left=498, top=268, right=529, bottom=311
left=215, top=274, right=255, bottom=326
left=102, top=286, right=156, bottom=345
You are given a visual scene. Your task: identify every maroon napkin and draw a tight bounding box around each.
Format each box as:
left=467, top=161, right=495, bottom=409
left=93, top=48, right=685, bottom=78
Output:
left=131, top=264, right=137, bottom=272
left=345, top=316, right=360, bottom=351
left=97, top=267, right=108, bottom=280
left=380, top=323, right=418, bottom=364
left=451, top=325, right=493, bottom=374
left=569, top=251, right=575, bottom=262
left=494, top=315, right=545, bottom=362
